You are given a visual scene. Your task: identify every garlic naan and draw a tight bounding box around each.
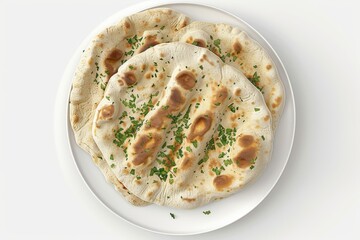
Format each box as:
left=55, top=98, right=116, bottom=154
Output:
left=93, top=43, right=273, bottom=208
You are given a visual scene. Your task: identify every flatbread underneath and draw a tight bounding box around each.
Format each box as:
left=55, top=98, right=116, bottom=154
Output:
left=69, top=8, right=190, bottom=205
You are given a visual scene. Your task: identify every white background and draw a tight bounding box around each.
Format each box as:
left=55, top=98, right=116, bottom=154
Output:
left=1, top=0, right=359, bottom=239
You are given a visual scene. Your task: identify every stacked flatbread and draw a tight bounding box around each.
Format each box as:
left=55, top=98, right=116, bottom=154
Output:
left=70, top=8, right=284, bottom=209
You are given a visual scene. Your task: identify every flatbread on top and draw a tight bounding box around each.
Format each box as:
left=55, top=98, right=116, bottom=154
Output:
left=93, top=43, right=273, bottom=208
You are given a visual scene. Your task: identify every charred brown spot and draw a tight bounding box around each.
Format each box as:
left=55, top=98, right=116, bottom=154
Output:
left=145, top=72, right=151, bottom=79
left=182, top=197, right=196, bottom=202
left=155, top=18, right=160, bottom=23
left=147, top=107, right=169, bottom=129
left=264, top=115, right=270, bottom=121
left=124, top=21, right=131, bottom=29
left=106, top=49, right=123, bottom=61
left=235, top=88, right=241, bottom=96
left=181, top=155, right=194, bottom=170
left=116, top=179, right=128, bottom=190
left=147, top=88, right=185, bottom=129
left=88, top=57, right=94, bottom=65
left=272, top=96, right=282, bottom=108
left=168, top=88, right=185, bottom=109
left=193, top=39, right=206, bottom=48
left=234, top=146, right=257, bottom=168
left=104, top=49, right=123, bottom=78
left=118, top=79, right=125, bottom=86
left=201, top=54, right=214, bottom=66
left=233, top=41, right=242, bottom=54
left=266, top=64, right=272, bottom=70
left=238, top=135, right=254, bottom=147
left=246, top=73, right=253, bottom=79
left=120, top=72, right=137, bottom=86
left=73, top=114, right=79, bottom=124
left=99, top=105, right=114, bottom=120
left=213, top=175, right=233, bottom=191
left=132, top=134, right=162, bottom=166
left=147, top=191, right=153, bottom=198
left=213, top=87, right=228, bottom=104
left=188, top=114, right=212, bottom=141
left=178, top=19, right=189, bottom=29
left=212, top=47, right=221, bottom=57
left=176, top=70, right=196, bottom=90
left=138, top=35, right=159, bottom=53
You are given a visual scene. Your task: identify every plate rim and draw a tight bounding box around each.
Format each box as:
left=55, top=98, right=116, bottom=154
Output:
left=56, top=0, right=296, bottom=235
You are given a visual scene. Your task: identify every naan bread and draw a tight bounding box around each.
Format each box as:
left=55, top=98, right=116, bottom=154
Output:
left=69, top=8, right=190, bottom=205
left=174, top=22, right=285, bottom=129
left=93, top=43, right=273, bottom=209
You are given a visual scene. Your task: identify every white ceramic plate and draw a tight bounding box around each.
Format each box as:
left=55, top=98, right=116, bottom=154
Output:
left=55, top=1, right=295, bottom=235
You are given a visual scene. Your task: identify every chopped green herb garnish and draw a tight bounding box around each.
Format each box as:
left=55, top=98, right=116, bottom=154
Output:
left=110, top=154, right=114, bottom=160
left=218, top=152, right=226, bottom=158
left=100, top=83, right=106, bottom=91
left=198, top=154, right=209, bottom=165
left=167, top=145, right=175, bottom=152
left=110, top=164, right=116, bottom=168
left=250, top=157, right=257, bottom=170
left=254, top=108, right=260, bottom=112
left=192, top=140, right=198, bottom=148
left=248, top=71, right=264, bottom=93
left=224, top=159, right=233, bottom=166
left=228, top=103, right=236, bottom=113
left=212, top=166, right=225, bottom=176
left=150, top=167, right=168, bottom=181
left=203, top=210, right=211, bottom=215
left=199, top=65, right=203, bottom=70
left=186, top=146, right=192, bottom=152
left=130, top=169, right=135, bottom=175
left=170, top=213, right=175, bottom=219
left=261, top=135, right=265, bottom=141
left=213, top=39, right=222, bottom=54
left=178, top=148, right=184, bottom=158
